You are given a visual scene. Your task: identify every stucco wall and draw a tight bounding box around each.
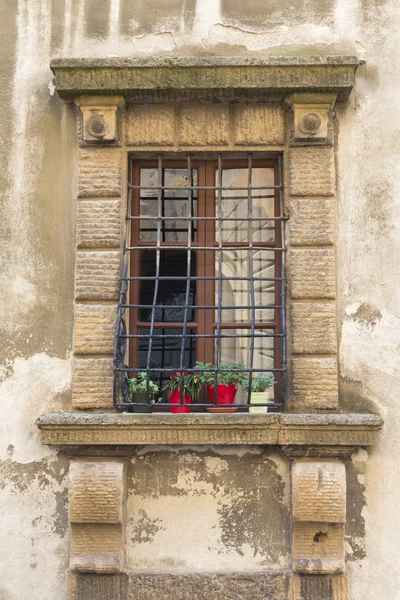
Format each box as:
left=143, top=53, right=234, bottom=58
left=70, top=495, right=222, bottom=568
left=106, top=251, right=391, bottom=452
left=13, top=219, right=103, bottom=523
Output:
left=0, top=1, right=399, bottom=599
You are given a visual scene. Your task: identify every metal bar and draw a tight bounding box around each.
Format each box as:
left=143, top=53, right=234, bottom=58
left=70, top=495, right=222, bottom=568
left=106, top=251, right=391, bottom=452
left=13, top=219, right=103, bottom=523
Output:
left=278, top=153, right=287, bottom=409
left=129, top=215, right=284, bottom=221
left=129, top=184, right=283, bottom=191
left=123, top=276, right=284, bottom=281
left=178, top=155, right=193, bottom=406
left=121, top=304, right=283, bottom=310
left=121, top=333, right=284, bottom=339
left=213, top=154, right=224, bottom=400
left=247, top=154, right=255, bottom=408
left=126, top=246, right=286, bottom=251
left=116, top=366, right=286, bottom=373
left=145, top=155, right=162, bottom=377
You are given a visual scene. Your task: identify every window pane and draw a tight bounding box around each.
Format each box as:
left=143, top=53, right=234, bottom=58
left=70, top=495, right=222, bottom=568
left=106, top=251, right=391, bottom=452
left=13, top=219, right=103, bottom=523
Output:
left=139, top=250, right=196, bottom=322
left=138, top=327, right=196, bottom=393
left=216, top=249, right=276, bottom=323
left=140, top=168, right=198, bottom=242
left=218, top=329, right=275, bottom=403
left=216, top=167, right=275, bottom=243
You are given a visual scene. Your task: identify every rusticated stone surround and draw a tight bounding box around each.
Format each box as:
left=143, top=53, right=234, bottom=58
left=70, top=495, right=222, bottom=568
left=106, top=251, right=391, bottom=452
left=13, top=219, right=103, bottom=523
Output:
left=38, top=57, right=380, bottom=600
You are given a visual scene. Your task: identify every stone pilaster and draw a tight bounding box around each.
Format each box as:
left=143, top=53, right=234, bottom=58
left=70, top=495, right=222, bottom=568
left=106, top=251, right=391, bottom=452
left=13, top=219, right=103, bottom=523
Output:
left=69, top=460, right=126, bottom=574
left=72, top=96, right=125, bottom=410
left=291, top=459, right=346, bottom=575
left=286, top=93, right=339, bottom=412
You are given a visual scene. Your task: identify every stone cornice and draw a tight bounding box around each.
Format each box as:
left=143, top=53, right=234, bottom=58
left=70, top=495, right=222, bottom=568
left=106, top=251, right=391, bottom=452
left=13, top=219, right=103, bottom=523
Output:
left=37, top=412, right=382, bottom=447
left=50, top=55, right=359, bottom=103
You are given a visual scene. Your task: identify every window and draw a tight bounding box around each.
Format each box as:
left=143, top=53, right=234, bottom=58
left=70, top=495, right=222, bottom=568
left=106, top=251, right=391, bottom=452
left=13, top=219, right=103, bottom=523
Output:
left=114, top=154, right=286, bottom=411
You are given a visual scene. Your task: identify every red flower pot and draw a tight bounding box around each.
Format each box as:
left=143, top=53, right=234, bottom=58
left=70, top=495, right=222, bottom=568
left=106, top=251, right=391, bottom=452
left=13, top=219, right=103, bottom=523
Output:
left=168, top=389, right=193, bottom=413
left=207, top=384, right=237, bottom=405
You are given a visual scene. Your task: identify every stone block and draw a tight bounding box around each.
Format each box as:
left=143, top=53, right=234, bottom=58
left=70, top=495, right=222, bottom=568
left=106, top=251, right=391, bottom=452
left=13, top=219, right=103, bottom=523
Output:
left=291, top=357, right=338, bottom=410
left=127, top=572, right=288, bottom=600
left=292, top=461, right=346, bottom=523
left=290, top=249, right=336, bottom=299
left=289, top=574, right=349, bottom=600
left=289, top=148, right=335, bottom=196
left=77, top=200, right=121, bottom=248
left=70, top=524, right=124, bottom=573
left=234, top=104, right=285, bottom=145
left=180, top=104, right=230, bottom=146
left=72, top=358, right=114, bottom=409
left=292, top=522, right=344, bottom=573
left=75, top=251, right=120, bottom=301
left=67, top=573, right=128, bottom=600
left=76, top=96, right=125, bottom=143
left=78, top=148, right=123, bottom=197
left=289, top=197, right=335, bottom=246
left=70, top=461, right=125, bottom=524
left=74, top=305, right=117, bottom=355
left=291, top=303, right=337, bottom=355
left=125, top=104, right=175, bottom=146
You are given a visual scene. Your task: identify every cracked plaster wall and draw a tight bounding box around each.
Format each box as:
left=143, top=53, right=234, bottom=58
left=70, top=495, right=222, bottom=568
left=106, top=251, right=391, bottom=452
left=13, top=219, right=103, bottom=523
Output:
left=0, top=0, right=399, bottom=599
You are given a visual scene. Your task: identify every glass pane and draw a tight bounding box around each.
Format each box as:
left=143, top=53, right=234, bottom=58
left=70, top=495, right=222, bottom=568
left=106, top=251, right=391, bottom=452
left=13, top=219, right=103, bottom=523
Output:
left=139, top=250, right=196, bottom=322
left=216, top=168, right=275, bottom=243
left=218, top=329, right=275, bottom=403
left=138, top=327, right=196, bottom=394
left=140, top=168, right=198, bottom=242
left=216, top=249, right=276, bottom=323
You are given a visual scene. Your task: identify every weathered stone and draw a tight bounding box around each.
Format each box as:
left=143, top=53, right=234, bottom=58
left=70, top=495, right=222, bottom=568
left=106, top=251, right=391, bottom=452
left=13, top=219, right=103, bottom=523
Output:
left=299, top=575, right=334, bottom=600
left=78, top=148, right=123, bottom=197
left=50, top=56, right=358, bottom=103
left=70, top=524, right=124, bottom=573
left=180, top=104, right=230, bottom=146
left=289, top=197, right=335, bottom=246
left=234, top=104, right=285, bottom=145
left=332, top=575, right=350, bottom=600
left=77, top=200, right=121, bottom=248
left=75, top=96, right=125, bottom=143
left=70, top=461, right=125, bottom=523
left=72, top=358, right=114, bottom=410
left=75, top=251, right=120, bottom=301
left=292, top=522, right=344, bottom=573
left=289, top=147, right=335, bottom=196
left=37, top=412, right=383, bottom=447
left=291, top=303, right=337, bottom=354
left=127, top=572, right=288, bottom=600
left=292, top=461, right=346, bottom=523
left=74, top=305, right=117, bottom=355
left=290, top=357, right=338, bottom=411
left=125, top=104, right=175, bottom=146
left=290, top=249, right=336, bottom=299
left=67, top=573, right=128, bottom=600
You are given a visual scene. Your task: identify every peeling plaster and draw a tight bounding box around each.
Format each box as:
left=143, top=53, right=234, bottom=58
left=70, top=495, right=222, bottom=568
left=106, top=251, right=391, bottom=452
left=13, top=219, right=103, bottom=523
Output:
left=126, top=448, right=290, bottom=571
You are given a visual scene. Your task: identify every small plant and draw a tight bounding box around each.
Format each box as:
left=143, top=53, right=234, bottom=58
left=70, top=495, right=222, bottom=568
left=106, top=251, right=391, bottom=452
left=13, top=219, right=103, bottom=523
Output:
left=196, top=361, right=247, bottom=387
left=128, top=372, right=160, bottom=402
left=243, top=373, right=276, bottom=393
left=163, top=369, right=201, bottom=401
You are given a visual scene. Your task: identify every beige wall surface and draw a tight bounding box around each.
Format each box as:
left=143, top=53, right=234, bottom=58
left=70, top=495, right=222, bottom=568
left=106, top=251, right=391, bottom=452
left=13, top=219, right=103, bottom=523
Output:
left=0, top=1, right=399, bottom=599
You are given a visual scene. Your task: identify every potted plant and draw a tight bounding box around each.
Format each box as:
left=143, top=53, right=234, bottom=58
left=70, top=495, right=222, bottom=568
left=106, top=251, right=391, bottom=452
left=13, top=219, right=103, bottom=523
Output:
left=163, top=369, right=201, bottom=414
left=197, top=362, right=247, bottom=406
left=243, top=373, right=276, bottom=413
left=128, top=372, right=160, bottom=413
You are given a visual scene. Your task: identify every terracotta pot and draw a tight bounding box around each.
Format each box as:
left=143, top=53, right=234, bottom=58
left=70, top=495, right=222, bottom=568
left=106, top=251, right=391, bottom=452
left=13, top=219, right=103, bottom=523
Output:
left=168, top=389, right=193, bottom=413
left=207, top=383, right=237, bottom=405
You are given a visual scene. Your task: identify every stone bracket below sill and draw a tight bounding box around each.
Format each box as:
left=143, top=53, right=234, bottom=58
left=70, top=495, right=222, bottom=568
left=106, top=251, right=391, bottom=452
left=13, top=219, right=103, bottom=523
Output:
left=37, top=413, right=382, bottom=448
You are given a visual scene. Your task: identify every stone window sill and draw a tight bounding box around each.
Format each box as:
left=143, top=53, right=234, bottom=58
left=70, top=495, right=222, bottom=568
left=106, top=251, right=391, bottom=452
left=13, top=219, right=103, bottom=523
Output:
left=37, top=412, right=382, bottom=447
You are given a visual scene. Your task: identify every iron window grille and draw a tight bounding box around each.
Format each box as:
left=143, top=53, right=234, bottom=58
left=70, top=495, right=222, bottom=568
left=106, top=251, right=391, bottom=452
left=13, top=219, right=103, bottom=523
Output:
left=114, top=153, right=286, bottom=412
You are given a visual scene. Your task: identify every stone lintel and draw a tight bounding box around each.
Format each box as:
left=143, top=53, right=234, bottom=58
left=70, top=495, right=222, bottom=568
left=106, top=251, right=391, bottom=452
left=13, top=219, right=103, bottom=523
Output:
left=36, top=412, right=382, bottom=447
left=50, top=56, right=358, bottom=103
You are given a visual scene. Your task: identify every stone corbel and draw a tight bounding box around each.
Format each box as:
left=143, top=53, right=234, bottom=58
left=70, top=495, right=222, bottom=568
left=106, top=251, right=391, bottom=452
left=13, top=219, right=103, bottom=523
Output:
left=75, top=96, right=125, bottom=144
left=286, top=93, right=337, bottom=145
